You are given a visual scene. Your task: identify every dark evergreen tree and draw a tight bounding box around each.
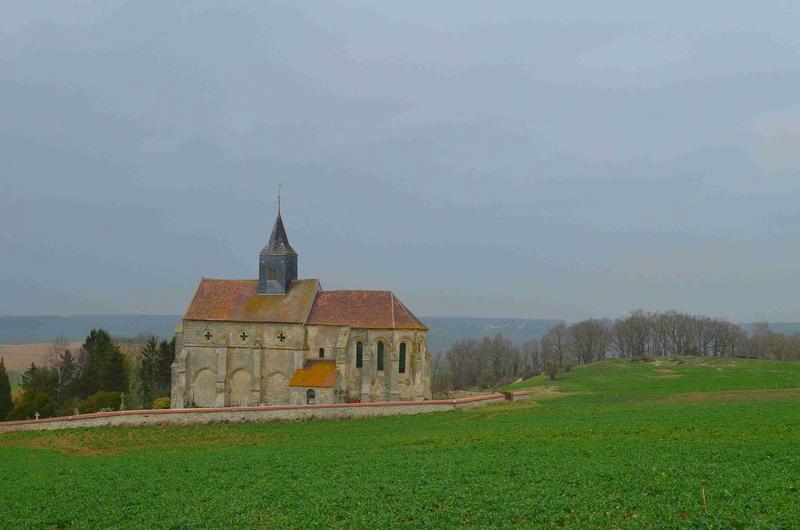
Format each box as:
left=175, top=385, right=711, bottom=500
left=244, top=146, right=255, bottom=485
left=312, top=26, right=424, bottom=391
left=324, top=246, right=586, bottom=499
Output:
left=20, top=363, right=58, bottom=396
left=20, top=363, right=38, bottom=390
left=55, top=350, right=80, bottom=402
left=0, top=358, right=13, bottom=421
left=78, top=329, right=128, bottom=397
left=78, top=329, right=112, bottom=397
left=156, top=338, right=176, bottom=397
left=100, top=346, right=129, bottom=394
left=7, top=362, right=60, bottom=420
left=138, top=336, right=160, bottom=408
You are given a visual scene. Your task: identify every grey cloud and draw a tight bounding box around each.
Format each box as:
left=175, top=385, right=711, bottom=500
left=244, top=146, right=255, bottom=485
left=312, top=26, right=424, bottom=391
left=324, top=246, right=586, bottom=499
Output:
left=2, top=1, right=800, bottom=322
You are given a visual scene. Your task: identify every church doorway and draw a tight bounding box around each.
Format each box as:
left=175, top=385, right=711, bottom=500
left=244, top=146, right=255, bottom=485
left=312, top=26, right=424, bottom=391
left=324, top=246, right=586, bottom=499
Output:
left=306, top=389, right=316, bottom=404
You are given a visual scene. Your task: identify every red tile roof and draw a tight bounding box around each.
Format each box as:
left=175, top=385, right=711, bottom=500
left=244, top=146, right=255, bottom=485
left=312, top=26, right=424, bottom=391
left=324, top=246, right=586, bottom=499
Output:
left=307, top=290, right=428, bottom=330
left=183, top=278, right=426, bottom=331
left=184, top=278, right=319, bottom=323
left=288, top=360, right=338, bottom=388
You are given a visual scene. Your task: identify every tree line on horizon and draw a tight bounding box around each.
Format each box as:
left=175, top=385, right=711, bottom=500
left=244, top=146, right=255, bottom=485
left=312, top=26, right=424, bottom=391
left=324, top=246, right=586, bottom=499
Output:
left=0, top=329, right=174, bottom=422
left=432, top=311, right=800, bottom=393
left=3, top=312, right=800, bottom=419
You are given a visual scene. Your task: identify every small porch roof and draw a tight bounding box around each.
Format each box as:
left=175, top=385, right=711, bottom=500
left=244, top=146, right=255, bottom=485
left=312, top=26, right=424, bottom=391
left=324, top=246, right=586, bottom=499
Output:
left=288, top=360, right=337, bottom=388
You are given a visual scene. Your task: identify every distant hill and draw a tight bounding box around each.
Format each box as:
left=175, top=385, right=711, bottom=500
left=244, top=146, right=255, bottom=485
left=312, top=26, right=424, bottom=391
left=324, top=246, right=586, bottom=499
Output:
left=2, top=315, right=799, bottom=352
left=741, top=322, right=800, bottom=335
left=422, top=317, right=563, bottom=351
left=0, top=315, right=179, bottom=344
left=0, top=315, right=560, bottom=350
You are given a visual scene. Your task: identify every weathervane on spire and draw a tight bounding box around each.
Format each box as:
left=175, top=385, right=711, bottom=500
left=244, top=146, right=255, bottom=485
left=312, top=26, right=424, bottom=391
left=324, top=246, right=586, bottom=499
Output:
left=277, top=183, right=282, bottom=215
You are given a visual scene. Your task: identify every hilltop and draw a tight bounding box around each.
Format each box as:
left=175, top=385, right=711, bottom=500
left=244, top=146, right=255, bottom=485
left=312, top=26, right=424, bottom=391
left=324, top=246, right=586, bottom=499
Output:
left=1, top=357, right=799, bottom=528
left=0, top=315, right=179, bottom=344
left=504, top=355, right=800, bottom=399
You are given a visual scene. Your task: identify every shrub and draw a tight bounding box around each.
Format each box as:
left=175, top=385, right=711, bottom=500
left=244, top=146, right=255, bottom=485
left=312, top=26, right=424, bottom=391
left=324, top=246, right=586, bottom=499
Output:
left=544, top=362, right=560, bottom=381
left=476, top=368, right=497, bottom=388
left=6, top=391, right=56, bottom=421
left=58, top=397, right=83, bottom=417
left=152, top=397, right=171, bottom=410
left=81, top=391, right=123, bottom=413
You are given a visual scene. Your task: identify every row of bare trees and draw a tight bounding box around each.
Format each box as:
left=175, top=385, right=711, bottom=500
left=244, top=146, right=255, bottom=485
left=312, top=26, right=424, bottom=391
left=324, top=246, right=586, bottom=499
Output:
left=608, top=311, right=746, bottom=359
left=432, top=312, right=800, bottom=393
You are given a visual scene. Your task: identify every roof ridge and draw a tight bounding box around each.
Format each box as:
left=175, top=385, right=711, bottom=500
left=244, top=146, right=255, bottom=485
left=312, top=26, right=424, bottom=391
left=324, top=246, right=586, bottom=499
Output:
left=390, top=293, right=396, bottom=328
left=185, top=276, right=318, bottom=323
left=200, top=278, right=318, bottom=283
left=321, top=289, right=392, bottom=294
left=394, top=295, right=425, bottom=327
left=305, top=288, right=427, bottom=330
left=302, top=280, right=322, bottom=325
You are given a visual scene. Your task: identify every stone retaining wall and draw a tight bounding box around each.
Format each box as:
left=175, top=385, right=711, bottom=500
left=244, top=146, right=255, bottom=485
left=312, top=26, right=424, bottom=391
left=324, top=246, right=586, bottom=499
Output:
left=0, top=391, right=527, bottom=434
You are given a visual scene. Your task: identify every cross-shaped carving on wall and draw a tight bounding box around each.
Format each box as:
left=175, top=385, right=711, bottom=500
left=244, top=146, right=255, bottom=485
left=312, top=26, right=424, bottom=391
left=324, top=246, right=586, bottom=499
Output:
left=204, top=330, right=213, bottom=341
left=239, top=331, right=248, bottom=342
left=276, top=332, right=287, bottom=344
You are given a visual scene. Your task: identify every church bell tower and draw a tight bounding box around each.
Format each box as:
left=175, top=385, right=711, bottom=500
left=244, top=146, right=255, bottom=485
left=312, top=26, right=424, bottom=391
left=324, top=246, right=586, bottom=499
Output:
left=258, top=203, right=298, bottom=295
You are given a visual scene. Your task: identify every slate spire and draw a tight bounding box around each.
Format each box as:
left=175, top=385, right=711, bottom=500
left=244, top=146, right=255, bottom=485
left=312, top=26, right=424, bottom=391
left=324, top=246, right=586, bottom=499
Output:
left=259, top=202, right=298, bottom=295
left=261, top=213, right=297, bottom=255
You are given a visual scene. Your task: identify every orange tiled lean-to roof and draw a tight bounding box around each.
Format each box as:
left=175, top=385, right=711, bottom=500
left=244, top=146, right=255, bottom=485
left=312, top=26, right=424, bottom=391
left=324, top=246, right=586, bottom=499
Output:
left=184, top=278, right=319, bottom=323
left=288, top=360, right=338, bottom=388
left=307, top=290, right=428, bottom=330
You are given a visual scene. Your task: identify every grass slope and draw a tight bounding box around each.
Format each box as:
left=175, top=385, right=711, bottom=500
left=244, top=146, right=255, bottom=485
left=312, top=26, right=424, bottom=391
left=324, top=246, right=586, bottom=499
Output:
left=1, top=358, right=799, bottom=529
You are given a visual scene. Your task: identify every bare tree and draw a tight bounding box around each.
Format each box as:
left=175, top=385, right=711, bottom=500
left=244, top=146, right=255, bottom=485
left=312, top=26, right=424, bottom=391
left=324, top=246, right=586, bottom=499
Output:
left=47, top=336, right=71, bottom=368
left=433, top=314, right=797, bottom=393
left=568, top=319, right=608, bottom=365
left=610, top=310, right=652, bottom=358
left=521, top=339, right=541, bottom=374
left=662, top=312, right=695, bottom=356
left=542, top=324, right=570, bottom=366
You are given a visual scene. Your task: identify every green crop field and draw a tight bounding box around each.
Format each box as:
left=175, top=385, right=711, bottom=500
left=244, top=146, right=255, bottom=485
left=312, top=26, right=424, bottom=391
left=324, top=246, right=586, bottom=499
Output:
left=1, top=357, right=799, bottom=529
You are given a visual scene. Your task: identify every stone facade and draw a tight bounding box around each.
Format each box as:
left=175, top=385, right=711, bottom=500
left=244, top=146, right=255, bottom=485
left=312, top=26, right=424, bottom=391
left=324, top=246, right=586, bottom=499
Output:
left=171, top=320, right=431, bottom=407
left=171, top=212, right=431, bottom=408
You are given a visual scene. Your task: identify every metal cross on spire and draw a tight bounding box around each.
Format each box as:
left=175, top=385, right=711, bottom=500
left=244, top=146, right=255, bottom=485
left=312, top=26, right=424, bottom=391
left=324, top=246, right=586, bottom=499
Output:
left=277, top=183, right=282, bottom=215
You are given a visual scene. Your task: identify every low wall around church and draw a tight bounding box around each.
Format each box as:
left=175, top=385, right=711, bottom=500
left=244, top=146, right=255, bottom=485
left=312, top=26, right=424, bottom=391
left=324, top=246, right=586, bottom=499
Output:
left=0, top=392, right=526, bottom=434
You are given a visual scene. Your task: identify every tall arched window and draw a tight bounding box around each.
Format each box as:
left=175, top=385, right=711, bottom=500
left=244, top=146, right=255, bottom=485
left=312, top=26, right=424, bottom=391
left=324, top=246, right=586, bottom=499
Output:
left=377, top=341, right=385, bottom=371
left=399, top=343, right=406, bottom=374
left=356, top=341, right=363, bottom=368
left=319, top=347, right=325, bottom=358
left=306, top=389, right=315, bottom=404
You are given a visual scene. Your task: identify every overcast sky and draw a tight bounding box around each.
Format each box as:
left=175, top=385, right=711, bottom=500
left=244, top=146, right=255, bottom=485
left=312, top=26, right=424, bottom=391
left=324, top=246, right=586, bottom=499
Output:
left=2, top=1, right=800, bottom=322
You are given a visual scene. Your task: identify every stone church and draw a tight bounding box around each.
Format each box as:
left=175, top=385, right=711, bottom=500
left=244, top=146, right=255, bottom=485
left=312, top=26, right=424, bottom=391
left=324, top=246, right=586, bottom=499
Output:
left=170, top=210, right=431, bottom=408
